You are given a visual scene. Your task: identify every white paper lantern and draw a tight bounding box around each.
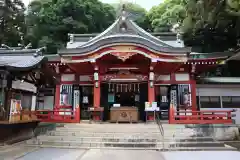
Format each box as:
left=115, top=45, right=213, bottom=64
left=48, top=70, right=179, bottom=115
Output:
left=94, top=72, right=99, bottom=81
left=149, top=72, right=154, bottom=81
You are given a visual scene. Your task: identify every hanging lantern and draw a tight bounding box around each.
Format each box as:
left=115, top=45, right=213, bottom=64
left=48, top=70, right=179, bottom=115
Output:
left=150, top=81, right=153, bottom=88
left=149, top=72, right=154, bottom=81
left=95, top=81, right=99, bottom=88
left=94, top=72, right=99, bottom=81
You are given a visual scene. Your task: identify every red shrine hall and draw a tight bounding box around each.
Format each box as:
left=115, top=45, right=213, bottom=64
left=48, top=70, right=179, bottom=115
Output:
left=47, top=10, right=235, bottom=123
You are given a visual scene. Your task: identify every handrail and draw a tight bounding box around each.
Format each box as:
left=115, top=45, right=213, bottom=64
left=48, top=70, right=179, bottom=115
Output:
left=155, top=112, right=164, bottom=150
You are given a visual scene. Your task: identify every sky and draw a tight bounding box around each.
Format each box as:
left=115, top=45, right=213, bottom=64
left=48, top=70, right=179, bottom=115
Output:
left=22, top=0, right=162, bottom=11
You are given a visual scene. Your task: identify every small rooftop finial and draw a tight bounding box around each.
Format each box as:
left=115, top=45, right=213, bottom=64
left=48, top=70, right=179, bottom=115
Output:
left=120, top=3, right=127, bottom=21
left=122, top=3, right=126, bottom=11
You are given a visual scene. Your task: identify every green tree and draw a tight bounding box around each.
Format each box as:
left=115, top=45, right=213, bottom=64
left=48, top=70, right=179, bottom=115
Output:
left=148, top=0, right=186, bottom=32
left=148, top=0, right=240, bottom=52
left=25, top=0, right=116, bottom=53
left=0, top=0, right=26, bottom=46
left=182, top=0, right=238, bottom=52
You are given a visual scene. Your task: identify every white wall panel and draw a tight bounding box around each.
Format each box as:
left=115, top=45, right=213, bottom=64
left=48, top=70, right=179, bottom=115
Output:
left=175, top=73, right=189, bottom=81
left=156, top=75, right=170, bottom=81
left=196, top=84, right=240, bottom=96
left=61, top=74, right=75, bottom=82
left=79, top=75, right=91, bottom=81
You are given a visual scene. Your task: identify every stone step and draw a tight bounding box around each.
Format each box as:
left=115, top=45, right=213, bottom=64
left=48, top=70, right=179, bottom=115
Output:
left=52, top=128, right=193, bottom=133
left=58, top=125, right=185, bottom=129
left=56, top=125, right=191, bottom=129
left=25, top=139, right=231, bottom=150
left=38, top=135, right=164, bottom=140
left=36, top=135, right=215, bottom=142
left=60, top=126, right=186, bottom=130
left=63, top=124, right=185, bottom=128
left=46, top=131, right=194, bottom=137
left=35, top=137, right=162, bottom=142
left=26, top=139, right=222, bottom=145
left=58, top=126, right=186, bottom=131
left=24, top=143, right=236, bottom=151
left=45, top=133, right=193, bottom=139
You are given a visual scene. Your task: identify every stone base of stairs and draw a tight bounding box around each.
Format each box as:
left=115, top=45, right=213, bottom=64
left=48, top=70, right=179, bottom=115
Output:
left=24, top=123, right=239, bottom=151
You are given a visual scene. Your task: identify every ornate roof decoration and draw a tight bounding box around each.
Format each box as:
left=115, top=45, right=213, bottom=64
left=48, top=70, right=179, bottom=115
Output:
left=60, top=5, right=191, bottom=55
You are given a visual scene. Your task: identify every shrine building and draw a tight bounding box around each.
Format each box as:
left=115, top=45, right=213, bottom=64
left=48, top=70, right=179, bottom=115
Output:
left=45, top=9, right=238, bottom=123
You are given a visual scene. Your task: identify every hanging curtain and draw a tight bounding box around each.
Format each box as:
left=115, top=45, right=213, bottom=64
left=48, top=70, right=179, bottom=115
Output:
left=60, top=84, right=73, bottom=106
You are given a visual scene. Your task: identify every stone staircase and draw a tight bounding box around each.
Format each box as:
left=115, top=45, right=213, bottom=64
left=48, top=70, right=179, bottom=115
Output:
left=25, top=123, right=237, bottom=151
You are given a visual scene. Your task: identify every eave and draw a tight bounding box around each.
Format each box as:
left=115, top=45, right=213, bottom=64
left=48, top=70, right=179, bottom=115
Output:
left=0, top=55, right=47, bottom=71
left=199, top=77, right=240, bottom=84
left=59, top=35, right=191, bottom=56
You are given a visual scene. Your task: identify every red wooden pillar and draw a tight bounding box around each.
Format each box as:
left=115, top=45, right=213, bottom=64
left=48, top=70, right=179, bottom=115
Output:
left=93, top=80, right=101, bottom=120
left=93, top=82, right=100, bottom=108
left=75, top=105, right=80, bottom=123
left=54, top=85, right=60, bottom=109
left=148, top=82, right=155, bottom=103
left=148, top=81, right=155, bottom=120
left=190, top=80, right=197, bottom=114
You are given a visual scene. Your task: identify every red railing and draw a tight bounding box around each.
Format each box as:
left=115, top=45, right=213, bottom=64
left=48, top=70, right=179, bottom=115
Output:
left=169, top=106, right=236, bottom=124
left=8, top=110, right=38, bottom=123
left=35, top=106, right=80, bottom=123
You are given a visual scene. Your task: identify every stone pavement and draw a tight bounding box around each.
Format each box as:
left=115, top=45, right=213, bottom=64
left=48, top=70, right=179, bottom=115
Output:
left=1, top=145, right=240, bottom=160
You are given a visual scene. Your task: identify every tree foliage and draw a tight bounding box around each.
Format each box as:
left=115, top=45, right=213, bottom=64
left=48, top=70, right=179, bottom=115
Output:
left=148, top=0, right=187, bottom=32
left=148, top=0, right=240, bottom=52
left=2, top=0, right=240, bottom=54
left=25, top=0, right=116, bottom=53
left=0, top=0, right=26, bottom=46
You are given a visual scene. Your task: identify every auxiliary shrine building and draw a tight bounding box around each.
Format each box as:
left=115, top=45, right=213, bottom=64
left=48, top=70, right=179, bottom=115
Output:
left=45, top=10, right=238, bottom=123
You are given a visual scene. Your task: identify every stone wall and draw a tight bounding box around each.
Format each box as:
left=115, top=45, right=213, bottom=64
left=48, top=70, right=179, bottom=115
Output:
left=186, top=124, right=240, bottom=140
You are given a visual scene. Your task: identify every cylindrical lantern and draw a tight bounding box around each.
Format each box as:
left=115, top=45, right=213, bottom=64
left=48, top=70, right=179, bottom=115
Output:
left=149, top=72, right=154, bottom=81
left=94, top=72, right=99, bottom=81
left=150, top=81, right=153, bottom=88
left=95, top=81, right=99, bottom=88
